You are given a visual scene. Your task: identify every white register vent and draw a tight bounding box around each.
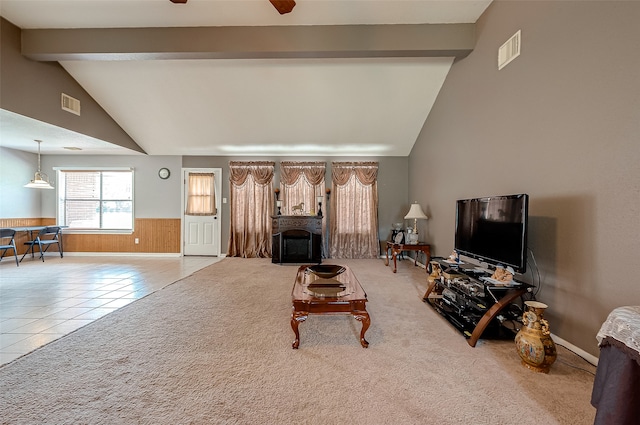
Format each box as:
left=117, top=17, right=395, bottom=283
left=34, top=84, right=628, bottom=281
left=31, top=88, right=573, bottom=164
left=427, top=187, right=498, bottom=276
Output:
left=61, top=93, right=81, bottom=116
left=498, top=30, right=521, bottom=70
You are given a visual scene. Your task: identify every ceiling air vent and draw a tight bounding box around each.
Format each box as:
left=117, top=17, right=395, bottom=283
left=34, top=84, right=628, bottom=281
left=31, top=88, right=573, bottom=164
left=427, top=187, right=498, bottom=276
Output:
left=61, top=93, right=81, bottom=116
left=498, top=30, right=521, bottom=70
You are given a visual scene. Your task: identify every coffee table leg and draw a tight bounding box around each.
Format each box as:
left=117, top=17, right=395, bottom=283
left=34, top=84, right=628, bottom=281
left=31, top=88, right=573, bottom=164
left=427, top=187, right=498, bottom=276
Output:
left=291, top=310, right=307, bottom=349
left=356, top=313, right=370, bottom=348
left=352, top=303, right=370, bottom=348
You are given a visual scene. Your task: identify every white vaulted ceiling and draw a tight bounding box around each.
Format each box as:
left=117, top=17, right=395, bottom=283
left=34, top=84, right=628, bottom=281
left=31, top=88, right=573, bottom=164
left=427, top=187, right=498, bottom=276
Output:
left=0, top=1, right=492, bottom=156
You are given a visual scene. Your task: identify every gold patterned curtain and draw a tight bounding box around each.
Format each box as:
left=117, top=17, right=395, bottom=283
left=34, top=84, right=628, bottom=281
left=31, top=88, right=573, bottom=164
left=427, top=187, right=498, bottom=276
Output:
left=280, top=161, right=327, bottom=257
left=279, top=162, right=326, bottom=215
left=330, top=162, right=379, bottom=258
left=227, top=161, right=275, bottom=258
left=185, top=173, right=217, bottom=216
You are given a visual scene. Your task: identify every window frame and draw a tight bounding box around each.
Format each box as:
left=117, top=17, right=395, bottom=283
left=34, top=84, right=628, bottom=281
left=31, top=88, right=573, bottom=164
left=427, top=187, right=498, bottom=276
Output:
left=54, top=167, right=135, bottom=234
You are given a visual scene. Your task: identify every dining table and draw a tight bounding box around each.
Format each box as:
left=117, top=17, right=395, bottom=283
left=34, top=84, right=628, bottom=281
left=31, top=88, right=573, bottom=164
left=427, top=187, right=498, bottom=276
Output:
left=11, top=225, right=66, bottom=262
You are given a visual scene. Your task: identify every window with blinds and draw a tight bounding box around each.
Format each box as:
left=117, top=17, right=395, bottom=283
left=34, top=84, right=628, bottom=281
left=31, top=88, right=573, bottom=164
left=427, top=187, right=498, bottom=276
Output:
left=57, top=169, right=134, bottom=231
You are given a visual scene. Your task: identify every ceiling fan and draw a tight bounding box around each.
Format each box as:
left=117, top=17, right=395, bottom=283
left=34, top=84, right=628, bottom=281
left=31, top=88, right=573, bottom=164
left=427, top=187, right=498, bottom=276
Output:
left=169, top=0, right=296, bottom=15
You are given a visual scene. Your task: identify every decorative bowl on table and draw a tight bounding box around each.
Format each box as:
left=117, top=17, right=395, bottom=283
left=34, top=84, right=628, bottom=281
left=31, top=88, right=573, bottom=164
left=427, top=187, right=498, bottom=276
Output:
left=307, top=264, right=346, bottom=279
left=305, top=278, right=347, bottom=297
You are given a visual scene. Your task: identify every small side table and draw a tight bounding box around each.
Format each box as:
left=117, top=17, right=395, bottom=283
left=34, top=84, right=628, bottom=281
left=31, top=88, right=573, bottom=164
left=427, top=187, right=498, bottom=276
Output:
left=385, top=241, right=431, bottom=273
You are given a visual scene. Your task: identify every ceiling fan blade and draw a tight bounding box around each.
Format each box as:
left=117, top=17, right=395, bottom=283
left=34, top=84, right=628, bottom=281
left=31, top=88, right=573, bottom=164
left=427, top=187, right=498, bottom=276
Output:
left=169, top=0, right=295, bottom=15
left=269, top=0, right=296, bottom=15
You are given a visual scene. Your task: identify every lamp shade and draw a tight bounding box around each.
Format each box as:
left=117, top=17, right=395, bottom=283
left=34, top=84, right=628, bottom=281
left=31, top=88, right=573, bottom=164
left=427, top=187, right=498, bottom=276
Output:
left=25, top=172, right=54, bottom=189
left=404, top=203, right=428, bottom=220
left=24, top=140, right=54, bottom=189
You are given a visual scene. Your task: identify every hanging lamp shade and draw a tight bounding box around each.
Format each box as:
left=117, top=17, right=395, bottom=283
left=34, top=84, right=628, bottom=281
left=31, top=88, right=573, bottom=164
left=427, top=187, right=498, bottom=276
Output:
left=25, top=171, right=54, bottom=189
left=24, top=140, right=54, bottom=189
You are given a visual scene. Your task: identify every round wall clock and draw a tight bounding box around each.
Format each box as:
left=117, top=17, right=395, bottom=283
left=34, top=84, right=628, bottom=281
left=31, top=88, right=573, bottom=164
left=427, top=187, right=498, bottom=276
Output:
left=158, top=168, right=171, bottom=179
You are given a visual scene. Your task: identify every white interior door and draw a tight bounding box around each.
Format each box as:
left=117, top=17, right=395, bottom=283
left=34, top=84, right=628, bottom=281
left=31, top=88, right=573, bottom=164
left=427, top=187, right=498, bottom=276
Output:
left=182, top=168, right=222, bottom=256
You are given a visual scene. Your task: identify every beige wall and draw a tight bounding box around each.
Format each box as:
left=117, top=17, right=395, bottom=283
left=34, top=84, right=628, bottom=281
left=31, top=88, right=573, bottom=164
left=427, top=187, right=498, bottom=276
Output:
left=409, top=1, right=640, bottom=357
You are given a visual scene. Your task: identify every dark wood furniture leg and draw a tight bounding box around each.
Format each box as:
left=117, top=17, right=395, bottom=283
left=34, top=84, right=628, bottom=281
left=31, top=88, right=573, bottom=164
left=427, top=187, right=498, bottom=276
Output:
left=467, top=287, right=528, bottom=347
left=384, top=241, right=399, bottom=272
left=385, top=242, right=431, bottom=274
left=291, top=308, right=308, bottom=349
left=411, top=245, right=431, bottom=273
left=351, top=300, right=370, bottom=348
left=391, top=247, right=399, bottom=273
left=422, top=246, right=431, bottom=270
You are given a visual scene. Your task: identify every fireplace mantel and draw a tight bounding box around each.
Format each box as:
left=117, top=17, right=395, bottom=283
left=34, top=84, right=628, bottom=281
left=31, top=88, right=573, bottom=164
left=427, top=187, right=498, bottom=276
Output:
left=272, top=215, right=322, bottom=264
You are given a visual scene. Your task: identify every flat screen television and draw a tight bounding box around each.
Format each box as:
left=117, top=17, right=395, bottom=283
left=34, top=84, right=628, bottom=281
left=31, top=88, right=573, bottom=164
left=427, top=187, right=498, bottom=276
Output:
left=454, top=194, right=529, bottom=274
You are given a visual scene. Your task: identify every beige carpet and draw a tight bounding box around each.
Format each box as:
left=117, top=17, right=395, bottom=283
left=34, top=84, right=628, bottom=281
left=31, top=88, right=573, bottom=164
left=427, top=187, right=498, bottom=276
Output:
left=0, top=258, right=596, bottom=424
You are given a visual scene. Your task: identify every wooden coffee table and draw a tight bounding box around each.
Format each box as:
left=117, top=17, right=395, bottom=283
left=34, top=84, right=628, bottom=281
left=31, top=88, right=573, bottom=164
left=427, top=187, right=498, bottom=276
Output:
left=291, top=264, right=370, bottom=349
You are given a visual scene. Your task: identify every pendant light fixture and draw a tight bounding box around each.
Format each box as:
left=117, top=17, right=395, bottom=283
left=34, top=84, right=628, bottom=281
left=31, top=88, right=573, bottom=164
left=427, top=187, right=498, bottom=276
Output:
left=24, top=140, right=54, bottom=189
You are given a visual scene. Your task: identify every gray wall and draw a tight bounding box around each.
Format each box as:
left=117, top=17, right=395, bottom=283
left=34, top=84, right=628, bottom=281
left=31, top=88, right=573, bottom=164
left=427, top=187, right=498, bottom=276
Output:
left=183, top=155, right=409, bottom=254
left=1, top=149, right=408, bottom=256
left=6, top=1, right=634, bottom=359
left=39, top=154, right=183, bottom=219
left=0, top=18, right=144, bottom=153
left=409, top=0, right=640, bottom=357
left=0, top=148, right=41, bottom=218
left=0, top=149, right=182, bottom=219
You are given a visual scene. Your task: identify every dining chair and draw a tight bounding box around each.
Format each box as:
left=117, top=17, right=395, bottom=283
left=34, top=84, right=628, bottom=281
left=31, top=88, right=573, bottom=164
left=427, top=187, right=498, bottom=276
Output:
left=21, top=226, right=63, bottom=262
left=0, top=228, right=19, bottom=266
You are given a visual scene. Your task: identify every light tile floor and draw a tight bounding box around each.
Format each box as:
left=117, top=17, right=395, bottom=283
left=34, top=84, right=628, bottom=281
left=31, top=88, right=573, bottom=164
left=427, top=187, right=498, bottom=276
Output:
left=0, top=254, right=221, bottom=366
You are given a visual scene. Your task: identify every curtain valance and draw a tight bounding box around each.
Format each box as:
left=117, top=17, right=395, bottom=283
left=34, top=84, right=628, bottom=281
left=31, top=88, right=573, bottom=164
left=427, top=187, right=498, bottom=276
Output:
left=280, top=162, right=326, bottom=186
left=229, top=161, right=275, bottom=186
left=331, top=162, right=378, bottom=186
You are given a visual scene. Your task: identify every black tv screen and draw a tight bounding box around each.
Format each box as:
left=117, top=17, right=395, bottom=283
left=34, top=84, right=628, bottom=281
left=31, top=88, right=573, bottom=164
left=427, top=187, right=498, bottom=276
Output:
left=454, top=194, right=529, bottom=274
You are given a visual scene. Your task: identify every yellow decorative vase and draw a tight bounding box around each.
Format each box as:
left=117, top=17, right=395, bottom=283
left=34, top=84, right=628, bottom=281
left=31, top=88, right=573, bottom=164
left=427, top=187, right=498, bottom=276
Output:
left=514, top=301, right=557, bottom=373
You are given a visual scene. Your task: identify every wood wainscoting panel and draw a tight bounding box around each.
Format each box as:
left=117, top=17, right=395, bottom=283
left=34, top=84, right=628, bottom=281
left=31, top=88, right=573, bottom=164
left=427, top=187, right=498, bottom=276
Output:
left=0, top=218, right=45, bottom=256
left=0, top=218, right=180, bottom=255
left=63, top=219, right=181, bottom=253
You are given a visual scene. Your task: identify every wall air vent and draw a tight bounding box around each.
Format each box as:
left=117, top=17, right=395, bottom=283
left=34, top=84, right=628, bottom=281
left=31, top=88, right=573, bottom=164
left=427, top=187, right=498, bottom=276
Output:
left=498, top=30, right=521, bottom=70
left=61, top=93, right=81, bottom=116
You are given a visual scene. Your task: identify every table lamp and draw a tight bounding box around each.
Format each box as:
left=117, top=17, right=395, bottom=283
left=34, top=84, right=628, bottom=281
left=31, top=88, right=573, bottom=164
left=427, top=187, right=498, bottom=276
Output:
left=404, top=202, right=428, bottom=244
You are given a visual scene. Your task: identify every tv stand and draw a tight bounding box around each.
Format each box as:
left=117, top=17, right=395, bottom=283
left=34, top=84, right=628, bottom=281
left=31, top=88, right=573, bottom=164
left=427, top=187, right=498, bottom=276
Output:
left=423, top=259, right=532, bottom=347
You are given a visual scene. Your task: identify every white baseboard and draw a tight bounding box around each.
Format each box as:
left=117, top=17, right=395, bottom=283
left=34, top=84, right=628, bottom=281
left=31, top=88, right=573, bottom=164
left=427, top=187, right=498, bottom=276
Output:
left=63, top=252, right=227, bottom=258
left=64, top=252, right=182, bottom=258
left=551, top=333, right=599, bottom=366
left=386, top=253, right=600, bottom=366
left=377, top=254, right=427, bottom=269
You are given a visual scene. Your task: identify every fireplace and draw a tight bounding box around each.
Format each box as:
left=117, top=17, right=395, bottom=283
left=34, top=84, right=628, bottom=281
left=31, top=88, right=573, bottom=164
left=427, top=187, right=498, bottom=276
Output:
left=272, top=216, right=322, bottom=264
